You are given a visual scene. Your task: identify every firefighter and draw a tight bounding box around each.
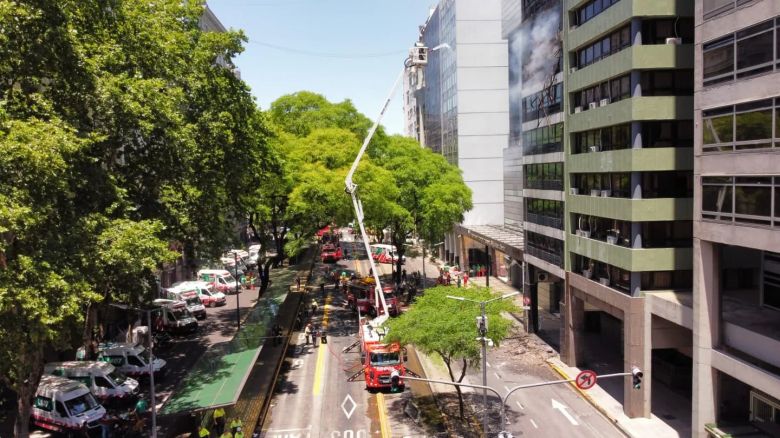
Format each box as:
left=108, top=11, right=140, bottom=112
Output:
left=219, top=431, right=232, bottom=438
left=234, top=427, right=245, bottom=438
left=199, top=425, right=210, bottom=437
left=230, top=417, right=243, bottom=435
left=213, top=407, right=226, bottom=435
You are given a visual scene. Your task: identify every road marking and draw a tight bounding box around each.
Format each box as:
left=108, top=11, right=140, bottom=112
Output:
left=530, top=419, right=538, bottom=429
left=292, top=359, right=303, bottom=369
left=494, top=372, right=501, bottom=380
left=486, top=361, right=492, bottom=368
left=516, top=401, right=524, bottom=410
left=376, top=392, right=391, bottom=438
left=551, top=398, right=579, bottom=426
left=265, top=425, right=312, bottom=432
left=504, top=385, right=511, bottom=393
left=312, top=293, right=333, bottom=396
left=341, top=394, right=357, bottom=419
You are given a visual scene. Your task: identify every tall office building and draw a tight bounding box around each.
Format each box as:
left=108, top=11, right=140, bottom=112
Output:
left=693, top=0, right=780, bottom=436
left=409, top=0, right=525, bottom=281
left=560, top=0, right=695, bottom=420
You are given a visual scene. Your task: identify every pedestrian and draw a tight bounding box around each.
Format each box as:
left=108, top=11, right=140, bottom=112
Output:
left=199, top=425, right=210, bottom=437
left=457, top=276, right=461, bottom=288
left=463, top=272, right=469, bottom=287
left=312, top=326, right=319, bottom=347
left=401, top=269, right=407, bottom=283
left=304, top=323, right=312, bottom=345
left=311, top=299, right=319, bottom=315
left=296, top=277, right=301, bottom=291
left=320, top=281, right=326, bottom=295
left=213, top=407, right=226, bottom=435
left=230, top=418, right=243, bottom=435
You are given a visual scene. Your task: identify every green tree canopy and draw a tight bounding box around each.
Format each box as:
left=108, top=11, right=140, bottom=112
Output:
left=385, top=286, right=516, bottom=418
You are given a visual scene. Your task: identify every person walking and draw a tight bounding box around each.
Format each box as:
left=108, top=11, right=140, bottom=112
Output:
left=296, top=277, right=301, bottom=291
left=311, top=298, right=319, bottom=315
left=304, top=323, right=312, bottom=345
left=213, top=407, right=226, bottom=435
left=463, top=272, right=469, bottom=287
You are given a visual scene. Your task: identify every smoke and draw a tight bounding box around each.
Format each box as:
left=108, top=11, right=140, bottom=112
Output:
left=508, top=6, right=562, bottom=110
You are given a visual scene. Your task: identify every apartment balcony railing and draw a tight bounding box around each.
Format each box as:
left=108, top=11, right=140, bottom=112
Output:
left=526, top=245, right=564, bottom=268
left=526, top=213, right=564, bottom=230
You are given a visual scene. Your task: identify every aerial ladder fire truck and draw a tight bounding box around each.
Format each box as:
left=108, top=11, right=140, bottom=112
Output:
left=343, top=44, right=429, bottom=392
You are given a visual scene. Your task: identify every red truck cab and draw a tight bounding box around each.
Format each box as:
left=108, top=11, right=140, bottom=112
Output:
left=360, top=321, right=405, bottom=391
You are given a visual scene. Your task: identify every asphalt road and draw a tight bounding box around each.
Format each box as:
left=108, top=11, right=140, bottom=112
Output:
left=261, top=233, right=427, bottom=438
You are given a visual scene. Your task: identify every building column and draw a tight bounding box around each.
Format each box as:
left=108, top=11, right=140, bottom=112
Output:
left=561, top=280, right=585, bottom=366
left=624, top=298, right=651, bottom=418
left=693, top=238, right=721, bottom=437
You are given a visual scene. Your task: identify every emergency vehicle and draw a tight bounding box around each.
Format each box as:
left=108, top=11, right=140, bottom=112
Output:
left=320, top=243, right=342, bottom=263
left=152, top=298, right=199, bottom=334
left=348, top=279, right=399, bottom=317
left=31, top=375, right=106, bottom=434
left=44, top=361, right=139, bottom=404
left=370, top=244, right=404, bottom=264
left=96, top=342, right=167, bottom=378
left=166, top=284, right=207, bottom=319
left=358, top=319, right=405, bottom=391
left=197, top=269, right=240, bottom=294
left=173, top=280, right=226, bottom=307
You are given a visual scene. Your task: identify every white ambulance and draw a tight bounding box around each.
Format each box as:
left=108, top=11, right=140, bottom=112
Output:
left=96, top=342, right=167, bottom=378
left=44, top=361, right=139, bottom=404
left=31, top=375, right=106, bottom=434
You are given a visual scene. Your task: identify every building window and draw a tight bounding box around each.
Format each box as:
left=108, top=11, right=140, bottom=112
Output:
left=526, top=198, right=564, bottom=229
left=574, top=25, right=631, bottom=68
left=701, top=176, right=779, bottom=226
left=573, top=124, right=631, bottom=153
left=703, top=17, right=780, bottom=86
left=572, top=74, right=630, bottom=111
left=703, top=97, right=780, bottom=152
left=573, top=255, right=631, bottom=293
left=641, top=19, right=694, bottom=45
left=523, top=83, right=563, bottom=121
left=525, top=231, right=563, bottom=267
left=572, top=0, right=621, bottom=27
left=522, top=123, right=563, bottom=156
left=524, top=162, right=563, bottom=191
left=640, top=70, right=694, bottom=96
left=642, top=121, right=693, bottom=148
left=703, top=0, right=757, bottom=20
left=641, top=270, right=693, bottom=290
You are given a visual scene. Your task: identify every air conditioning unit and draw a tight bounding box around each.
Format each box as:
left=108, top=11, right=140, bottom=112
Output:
left=571, top=24, right=579, bottom=30
left=665, top=37, right=682, bottom=45
left=590, top=189, right=601, bottom=196
left=589, top=145, right=601, bottom=152
left=537, top=272, right=549, bottom=282
left=600, top=98, right=610, bottom=107
left=601, top=189, right=612, bottom=197
left=574, top=106, right=582, bottom=113
left=589, top=102, right=598, bottom=110
left=570, top=66, right=578, bottom=73
left=570, top=187, right=579, bottom=195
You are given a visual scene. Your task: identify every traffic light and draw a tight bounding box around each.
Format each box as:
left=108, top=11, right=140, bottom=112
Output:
left=390, top=370, right=401, bottom=393
left=631, top=366, right=643, bottom=389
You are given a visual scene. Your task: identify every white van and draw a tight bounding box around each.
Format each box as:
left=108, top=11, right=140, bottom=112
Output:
left=44, top=361, right=139, bottom=404
left=197, top=269, right=240, bottom=294
left=96, top=342, right=167, bottom=378
left=31, top=375, right=106, bottom=434
left=166, top=284, right=207, bottom=319
left=152, top=298, right=198, bottom=333
left=173, top=280, right=226, bottom=307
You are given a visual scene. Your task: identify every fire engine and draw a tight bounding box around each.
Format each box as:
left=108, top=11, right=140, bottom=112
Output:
left=320, top=243, right=342, bottom=263
left=347, top=278, right=399, bottom=317
left=358, top=318, right=405, bottom=391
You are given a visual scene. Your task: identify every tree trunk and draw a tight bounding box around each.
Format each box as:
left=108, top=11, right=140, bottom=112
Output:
left=273, top=230, right=287, bottom=267
left=442, top=354, right=469, bottom=420
left=15, top=346, right=44, bottom=437
left=260, top=258, right=273, bottom=292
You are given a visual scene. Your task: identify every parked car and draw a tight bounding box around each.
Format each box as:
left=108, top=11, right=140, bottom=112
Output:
left=31, top=375, right=106, bottom=435
left=166, top=284, right=207, bottom=319
left=44, top=361, right=139, bottom=405
left=198, top=269, right=240, bottom=294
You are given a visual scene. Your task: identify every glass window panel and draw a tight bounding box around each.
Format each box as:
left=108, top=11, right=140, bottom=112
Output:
left=702, top=115, right=733, bottom=144
left=704, top=44, right=734, bottom=80
left=602, top=38, right=611, bottom=56
left=611, top=33, right=620, bottom=53
left=703, top=0, right=734, bottom=17
left=735, top=185, right=771, bottom=217
left=775, top=187, right=780, bottom=219
left=621, top=27, right=631, bottom=47
left=702, top=185, right=733, bottom=214
left=593, top=42, right=602, bottom=61
left=737, top=31, right=774, bottom=71
left=735, top=109, right=772, bottom=141
left=621, top=76, right=630, bottom=97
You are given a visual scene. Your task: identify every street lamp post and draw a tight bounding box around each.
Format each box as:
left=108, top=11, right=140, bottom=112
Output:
left=110, top=302, right=159, bottom=438
left=446, top=291, right=520, bottom=436
left=234, top=252, right=241, bottom=330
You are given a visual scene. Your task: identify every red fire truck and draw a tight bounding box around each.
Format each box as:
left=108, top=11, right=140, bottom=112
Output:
left=320, top=244, right=342, bottom=263
left=359, top=318, right=405, bottom=391
left=347, top=279, right=399, bottom=317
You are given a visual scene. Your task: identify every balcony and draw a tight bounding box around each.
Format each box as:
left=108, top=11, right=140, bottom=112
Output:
left=567, top=147, right=693, bottom=173
left=526, top=245, right=563, bottom=268
left=567, top=194, right=693, bottom=222
left=568, top=233, right=692, bottom=271
left=526, top=213, right=564, bottom=230
left=568, top=96, right=693, bottom=134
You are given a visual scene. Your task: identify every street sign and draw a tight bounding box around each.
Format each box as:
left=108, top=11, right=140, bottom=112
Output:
left=575, top=369, right=597, bottom=390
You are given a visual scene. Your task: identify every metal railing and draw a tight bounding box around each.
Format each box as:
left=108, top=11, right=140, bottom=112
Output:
left=526, top=213, right=564, bottom=230
left=526, top=246, right=563, bottom=267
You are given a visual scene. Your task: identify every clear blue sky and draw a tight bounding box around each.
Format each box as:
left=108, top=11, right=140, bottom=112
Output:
left=207, top=0, right=435, bottom=135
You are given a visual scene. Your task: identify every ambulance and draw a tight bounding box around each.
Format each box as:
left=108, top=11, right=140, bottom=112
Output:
left=44, top=361, right=139, bottom=404
left=31, top=375, right=106, bottom=434
left=197, top=269, right=240, bottom=294
left=166, top=283, right=207, bottom=319
left=96, top=342, right=167, bottom=378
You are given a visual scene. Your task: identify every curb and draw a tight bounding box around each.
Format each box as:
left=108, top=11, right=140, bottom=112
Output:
left=546, top=360, right=633, bottom=438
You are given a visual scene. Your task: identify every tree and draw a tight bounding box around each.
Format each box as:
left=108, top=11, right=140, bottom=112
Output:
left=384, top=286, right=517, bottom=419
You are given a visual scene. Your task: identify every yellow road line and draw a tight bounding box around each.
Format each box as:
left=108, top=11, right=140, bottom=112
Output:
left=376, top=392, right=391, bottom=438
left=312, top=293, right=332, bottom=396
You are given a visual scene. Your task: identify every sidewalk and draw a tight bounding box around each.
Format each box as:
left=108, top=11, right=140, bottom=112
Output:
left=547, top=357, right=682, bottom=438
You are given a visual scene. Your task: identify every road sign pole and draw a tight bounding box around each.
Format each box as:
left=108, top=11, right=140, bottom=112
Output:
left=480, top=301, right=488, bottom=435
